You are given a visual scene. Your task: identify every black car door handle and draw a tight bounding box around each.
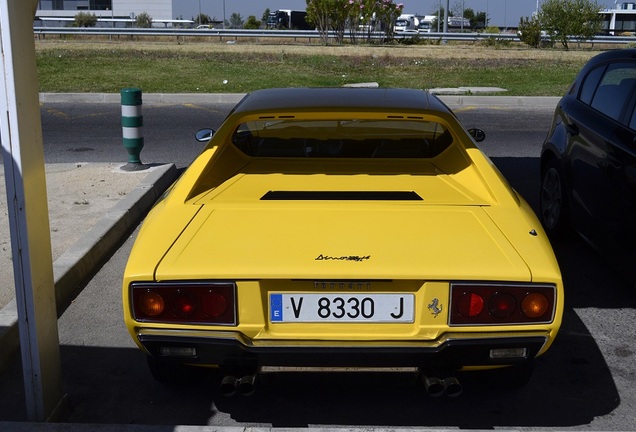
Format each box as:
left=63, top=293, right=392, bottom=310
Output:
left=564, top=122, right=579, bottom=136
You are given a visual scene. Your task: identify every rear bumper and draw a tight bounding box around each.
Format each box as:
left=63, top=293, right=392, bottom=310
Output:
left=137, top=329, right=548, bottom=371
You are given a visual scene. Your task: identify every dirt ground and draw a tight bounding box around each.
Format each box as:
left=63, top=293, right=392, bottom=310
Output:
left=35, top=38, right=602, bottom=62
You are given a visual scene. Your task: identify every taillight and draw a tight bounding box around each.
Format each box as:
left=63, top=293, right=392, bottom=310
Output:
left=170, top=291, right=196, bottom=318
left=138, top=291, right=165, bottom=317
left=489, top=292, right=516, bottom=318
left=457, top=292, right=484, bottom=317
left=451, top=283, right=555, bottom=325
left=522, top=292, right=550, bottom=318
left=202, top=291, right=228, bottom=317
left=131, top=282, right=236, bottom=325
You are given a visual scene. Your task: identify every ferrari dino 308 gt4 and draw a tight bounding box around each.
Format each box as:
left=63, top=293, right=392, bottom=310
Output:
left=123, top=87, right=563, bottom=397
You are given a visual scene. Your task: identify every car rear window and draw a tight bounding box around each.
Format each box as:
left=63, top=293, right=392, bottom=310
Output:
left=231, top=119, right=453, bottom=158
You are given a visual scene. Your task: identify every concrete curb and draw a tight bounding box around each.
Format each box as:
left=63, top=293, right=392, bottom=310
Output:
left=0, top=163, right=180, bottom=372
left=38, top=92, right=247, bottom=105
left=38, top=92, right=561, bottom=108
left=440, top=95, right=560, bottom=108
left=53, top=163, right=179, bottom=314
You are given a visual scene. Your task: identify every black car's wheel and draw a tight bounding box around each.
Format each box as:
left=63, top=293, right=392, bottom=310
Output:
left=540, top=158, right=570, bottom=238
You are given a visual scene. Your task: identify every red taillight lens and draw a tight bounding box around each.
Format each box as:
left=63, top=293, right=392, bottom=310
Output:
left=170, top=291, right=196, bottom=318
left=202, top=291, right=228, bottom=317
left=458, top=293, right=485, bottom=317
left=131, top=282, right=236, bottom=325
left=450, top=283, right=555, bottom=325
left=138, top=291, right=165, bottom=317
left=489, top=292, right=516, bottom=318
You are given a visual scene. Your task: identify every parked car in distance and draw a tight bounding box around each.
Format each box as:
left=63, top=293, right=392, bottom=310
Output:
left=123, top=87, right=564, bottom=398
left=540, top=49, right=636, bottom=277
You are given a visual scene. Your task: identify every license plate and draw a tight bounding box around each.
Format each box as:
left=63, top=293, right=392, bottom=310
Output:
left=270, top=293, right=414, bottom=323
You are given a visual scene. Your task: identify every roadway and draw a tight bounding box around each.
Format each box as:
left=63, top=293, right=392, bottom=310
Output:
left=1, top=98, right=635, bottom=429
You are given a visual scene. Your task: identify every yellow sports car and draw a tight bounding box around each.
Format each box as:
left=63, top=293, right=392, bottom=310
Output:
left=122, top=87, right=563, bottom=397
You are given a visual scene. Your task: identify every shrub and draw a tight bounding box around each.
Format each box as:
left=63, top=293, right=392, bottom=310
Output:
left=243, top=16, right=261, bottom=29
left=481, top=37, right=512, bottom=48
left=73, top=12, right=97, bottom=27
left=136, top=12, right=153, bottom=28
left=518, top=16, right=543, bottom=48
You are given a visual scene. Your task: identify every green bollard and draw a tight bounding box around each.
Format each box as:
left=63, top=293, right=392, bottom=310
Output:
left=121, top=87, right=148, bottom=171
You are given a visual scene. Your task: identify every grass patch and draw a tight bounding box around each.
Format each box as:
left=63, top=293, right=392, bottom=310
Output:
left=35, top=40, right=601, bottom=96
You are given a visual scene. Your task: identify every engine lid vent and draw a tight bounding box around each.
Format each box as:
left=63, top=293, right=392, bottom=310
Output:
left=260, top=191, right=423, bottom=201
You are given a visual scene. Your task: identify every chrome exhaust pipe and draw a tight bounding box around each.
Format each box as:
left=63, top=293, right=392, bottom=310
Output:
left=443, top=377, right=462, bottom=397
left=422, top=375, right=445, bottom=397
left=219, top=375, right=238, bottom=397
left=237, top=375, right=257, bottom=396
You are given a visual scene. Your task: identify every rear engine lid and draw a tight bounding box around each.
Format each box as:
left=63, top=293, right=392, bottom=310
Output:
left=154, top=204, right=531, bottom=281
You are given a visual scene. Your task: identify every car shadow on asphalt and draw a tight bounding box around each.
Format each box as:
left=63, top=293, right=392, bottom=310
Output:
left=0, top=330, right=619, bottom=428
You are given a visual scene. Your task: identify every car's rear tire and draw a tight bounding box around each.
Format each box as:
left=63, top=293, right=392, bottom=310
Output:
left=540, top=158, right=570, bottom=238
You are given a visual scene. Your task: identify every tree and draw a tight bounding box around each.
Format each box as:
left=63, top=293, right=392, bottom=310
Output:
left=374, top=0, right=403, bottom=41
left=538, top=0, right=603, bottom=50
left=473, top=11, right=487, bottom=29
left=306, top=0, right=339, bottom=44
left=461, top=9, right=487, bottom=30
left=135, top=12, right=153, bottom=28
left=244, top=15, right=262, bottom=29
left=73, top=12, right=97, bottom=27
left=327, top=0, right=349, bottom=44
left=195, top=13, right=212, bottom=26
left=430, top=6, right=445, bottom=32
left=228, top=13, right=244, bottom=29
left=306, top=0, right=403, bottom=45
left=518, top=16, right=543, bottom=48
left=262, top=8, right=271, bottom=22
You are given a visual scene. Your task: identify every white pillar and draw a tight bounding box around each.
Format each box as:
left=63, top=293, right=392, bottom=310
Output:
left=0, top=0, right=66, bottom=422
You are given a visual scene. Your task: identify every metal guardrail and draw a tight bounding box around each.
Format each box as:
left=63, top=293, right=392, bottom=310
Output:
left=34, top=27, right=319, bottom=38
left=32, top=27, right=636, bottom=45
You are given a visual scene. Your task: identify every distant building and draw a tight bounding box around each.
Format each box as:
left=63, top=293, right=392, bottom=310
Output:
left=601, top=2, right=636, bottom=35
left=35, top=0, right=184, bottom=27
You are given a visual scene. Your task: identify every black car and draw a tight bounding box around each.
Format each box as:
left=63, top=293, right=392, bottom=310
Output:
left=540, top=49, right=636, bottom=272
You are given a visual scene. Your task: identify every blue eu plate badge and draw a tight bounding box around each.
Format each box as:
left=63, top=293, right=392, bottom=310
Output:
left=270, top=294, right=283, bottom=322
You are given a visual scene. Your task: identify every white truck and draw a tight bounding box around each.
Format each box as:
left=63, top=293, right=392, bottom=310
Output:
left=394, top=14, right=421, bottom=33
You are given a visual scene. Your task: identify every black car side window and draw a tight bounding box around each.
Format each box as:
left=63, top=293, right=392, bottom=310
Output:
left=629, top=105, right=636, bottom=130
left=589, top=63, right=636, bottom=121
left=579, top=66, right=605, bottom=105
